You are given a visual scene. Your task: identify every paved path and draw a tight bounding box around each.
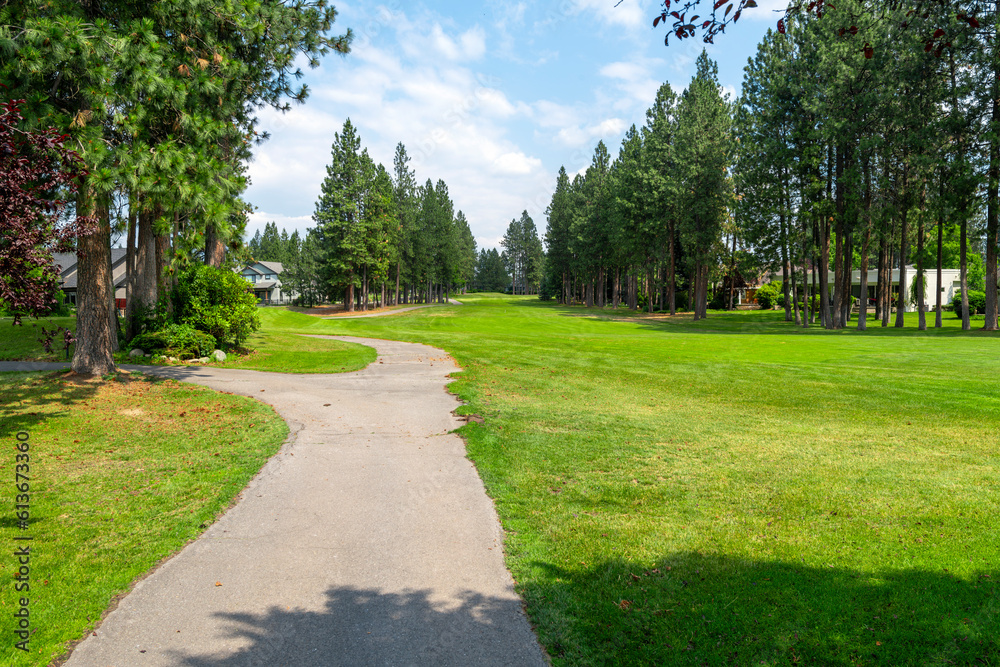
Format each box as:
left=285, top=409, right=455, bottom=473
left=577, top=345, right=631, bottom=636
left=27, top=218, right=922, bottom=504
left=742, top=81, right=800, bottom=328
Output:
left=321, top=300, right=463, bottom=320
left=1, top=337, right=545, bottom=667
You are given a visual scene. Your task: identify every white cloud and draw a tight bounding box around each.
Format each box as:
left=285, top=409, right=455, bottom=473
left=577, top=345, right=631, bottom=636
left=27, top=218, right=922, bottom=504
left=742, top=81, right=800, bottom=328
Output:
left=244, top=10, right=553, bottom=249
left=600, top=58, right=663, bottom=108
left=742, top=0, right=792, bottom=22
left=493, top=152, right=543, bottom=175
left=555, top=117, right=627, bottom=147
left=246, top=211, right=314, bottom=241
left=571, top=0, right=647, bottom=29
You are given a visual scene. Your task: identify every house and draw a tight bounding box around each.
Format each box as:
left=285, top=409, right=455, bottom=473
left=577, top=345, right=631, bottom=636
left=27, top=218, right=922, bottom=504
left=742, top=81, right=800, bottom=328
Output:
left=239, top=261, right=294, bottom=304
left=54, top=249, right=129, bottom=311
left=832, top=266, right=963, bottom=312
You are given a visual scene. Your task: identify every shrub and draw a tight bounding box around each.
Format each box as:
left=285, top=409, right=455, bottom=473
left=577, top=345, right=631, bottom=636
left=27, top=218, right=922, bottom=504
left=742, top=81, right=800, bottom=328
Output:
left=674, top=291, right=689, bottom=311
left=952, top=290, right=986, bottom=316
left=753, top=282, right=782, bottom=310
left=708, top=289, right=728, bottom=310
left=172, top=264, right=260, bottom=349
left=130, top=323, right=216, bottom=359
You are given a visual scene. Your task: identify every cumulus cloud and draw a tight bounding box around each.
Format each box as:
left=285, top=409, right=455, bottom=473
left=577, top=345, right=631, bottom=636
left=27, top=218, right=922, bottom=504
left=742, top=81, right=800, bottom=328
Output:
left=742, top=0, right=792, bottom=22
left=600, top=58, right=663, bottom=108
left=555, top=117, right=627, bottom=147
left=571, top=0, right=647, bottom=29
left=244, top=10, right=549, bottom=249
left=493, top=152, right=543, bottom=175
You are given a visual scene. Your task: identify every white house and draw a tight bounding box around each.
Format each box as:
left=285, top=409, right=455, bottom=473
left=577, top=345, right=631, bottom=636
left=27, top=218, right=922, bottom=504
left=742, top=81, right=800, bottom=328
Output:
left=831, top=266, right=962, bottom=312
left=239, top=261, right=295, bottom=304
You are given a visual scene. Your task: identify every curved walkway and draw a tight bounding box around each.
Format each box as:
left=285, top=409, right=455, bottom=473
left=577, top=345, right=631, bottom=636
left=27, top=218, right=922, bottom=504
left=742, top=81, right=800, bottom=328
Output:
left=322, top=299, right=463, bottom=319
left=1, top=337, right=545, bottom=666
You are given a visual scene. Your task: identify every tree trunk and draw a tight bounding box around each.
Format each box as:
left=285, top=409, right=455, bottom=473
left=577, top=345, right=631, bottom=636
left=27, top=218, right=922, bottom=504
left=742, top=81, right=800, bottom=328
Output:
left=858, top=227, right=871, bottom=331
left=936, top=171, right=944, bottom=328
left=72, top=188, right=116, bottom=376
left=986, top=29, right=1000, bottom=330
left=395, top=261, right=401, bottom=306
left=668, top=230, right=677, bottom=315
left=960, top=211, right=970, bottom=330
left=780, top=210, right=791, bottom=321
left=842, top=232, right=853, bottom=326
left=895, top=162, right=909, bottom=328
left=917, top=190, right=927, bottom=331
left=858, top=158, right=872, bottom=331
left=155, top=231, right=171, bottom=318
left=819, top=214, right=832, bottom=329
left=801, top=206, right=810, bottom=328
left=204, top=223, right=225, bottom=267
left=106, top=231, right=119, bottom=352
left=729, top=232, right=737, bottom=313
left=124, top=199, right=138, bottom=341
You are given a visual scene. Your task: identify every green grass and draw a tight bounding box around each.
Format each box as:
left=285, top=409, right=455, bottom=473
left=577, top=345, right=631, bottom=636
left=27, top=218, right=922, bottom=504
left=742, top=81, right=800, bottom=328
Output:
left=114, top=327, right=376, bottom=374
left=0, top=371, right=287, bottom=666
left=250, top=295, right=1000, bottom=665
left=213, top=329, right=375, bottom=373
left=0, top=317, right=76, bottom=361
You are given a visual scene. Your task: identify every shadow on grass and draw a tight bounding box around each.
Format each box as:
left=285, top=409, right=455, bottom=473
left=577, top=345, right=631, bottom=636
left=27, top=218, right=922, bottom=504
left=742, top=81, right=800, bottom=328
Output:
left=0, top=369, right=99, bottom=441
left=522, top=299, right=1000, bottom=338
left=525, top=553, right=999, bottom=665
left=167, top=586, right=545, bottom=667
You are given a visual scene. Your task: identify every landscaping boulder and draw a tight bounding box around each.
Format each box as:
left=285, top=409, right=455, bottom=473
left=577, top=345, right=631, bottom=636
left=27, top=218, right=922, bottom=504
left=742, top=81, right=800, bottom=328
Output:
left=129, top=348, right=144, bottom=358
left=210, top=349, right=227, bottom=362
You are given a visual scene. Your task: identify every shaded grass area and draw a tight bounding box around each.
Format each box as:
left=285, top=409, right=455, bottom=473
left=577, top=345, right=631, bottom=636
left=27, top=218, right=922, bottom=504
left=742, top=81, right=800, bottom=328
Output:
left=260, top=295, right=1000, bottom=665
left=0, top=317, right=76, bottom=361
left=0, top=371, right=287, bottom=666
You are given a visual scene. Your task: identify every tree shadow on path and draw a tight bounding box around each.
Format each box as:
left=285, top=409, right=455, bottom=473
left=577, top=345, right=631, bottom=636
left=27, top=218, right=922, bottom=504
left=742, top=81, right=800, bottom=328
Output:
left=169, top=586, right=545, bottom=667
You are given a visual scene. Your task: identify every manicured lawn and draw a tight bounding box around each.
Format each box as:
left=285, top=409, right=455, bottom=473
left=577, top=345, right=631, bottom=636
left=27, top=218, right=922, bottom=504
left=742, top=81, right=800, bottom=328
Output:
left=0, top=317, right=76, bottom=361
left=0, top=371, right=287, bottom=666
left=256, top=295, right=1000, bottom=665
left=212, top=329, right=375, bottom=373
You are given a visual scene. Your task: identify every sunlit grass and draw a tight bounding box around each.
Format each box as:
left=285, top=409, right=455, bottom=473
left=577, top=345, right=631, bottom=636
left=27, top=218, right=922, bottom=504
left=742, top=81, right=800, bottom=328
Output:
left=0, top=372, right=287, bottom=666
left=267, top=294, right=1000, bottom=665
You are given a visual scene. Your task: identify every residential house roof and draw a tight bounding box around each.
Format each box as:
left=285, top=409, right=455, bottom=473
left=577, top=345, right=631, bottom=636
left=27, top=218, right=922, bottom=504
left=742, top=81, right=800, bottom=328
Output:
left=257, top=261, right=283, bottom=274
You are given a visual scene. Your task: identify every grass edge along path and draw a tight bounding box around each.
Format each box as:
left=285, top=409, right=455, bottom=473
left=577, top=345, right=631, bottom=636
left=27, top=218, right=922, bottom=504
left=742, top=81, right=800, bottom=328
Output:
left=272, top=294, right=1000, bottom=666
left=0, top=370, right=289, bottom=667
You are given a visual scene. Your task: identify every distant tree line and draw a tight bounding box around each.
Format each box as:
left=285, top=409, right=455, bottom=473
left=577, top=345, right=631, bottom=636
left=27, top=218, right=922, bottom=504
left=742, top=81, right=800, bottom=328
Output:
left=733, top=1, right=999, bottom=331
left=544, top=52, right=731, bottom=319
left=303, top=119, right=476, bottom=311
left=541, top=6, right=999, bottom=333
left=471, top=249, right=510, bottom=293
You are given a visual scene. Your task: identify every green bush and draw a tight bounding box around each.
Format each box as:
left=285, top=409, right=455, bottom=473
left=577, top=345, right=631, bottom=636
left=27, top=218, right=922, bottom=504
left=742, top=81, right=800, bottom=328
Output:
left=753, top=282, right=782, bottom=310
left=674, top=291, right=689, bottom=311
left=709, top=289, right=728, bottom=310
left=952, top=290, right=986, bottom=316
left=172, top=264, right=260, bottom=349
left=130, top=323, right=217, bottom=359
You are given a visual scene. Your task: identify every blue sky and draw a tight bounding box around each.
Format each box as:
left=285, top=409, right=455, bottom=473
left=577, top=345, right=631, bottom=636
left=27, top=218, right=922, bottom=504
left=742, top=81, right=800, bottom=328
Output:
left=244, top=0, right=787, bottom=250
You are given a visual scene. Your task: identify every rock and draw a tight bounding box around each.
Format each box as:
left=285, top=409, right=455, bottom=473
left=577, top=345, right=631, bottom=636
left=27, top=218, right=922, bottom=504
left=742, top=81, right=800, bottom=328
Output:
left=210, top=350, right=227, bottom=362
left=167, top=357, right=177, bottom=362
left=198, top=357, right=210, bottom=363
left=129, top=348, right=144, bottom=358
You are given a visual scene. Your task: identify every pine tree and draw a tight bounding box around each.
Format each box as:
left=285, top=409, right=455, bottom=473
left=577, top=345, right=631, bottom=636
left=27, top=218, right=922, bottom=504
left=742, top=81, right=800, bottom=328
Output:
left=674, top=51, right=733, bottom=320
left=313, top=118, right=367, bottom=311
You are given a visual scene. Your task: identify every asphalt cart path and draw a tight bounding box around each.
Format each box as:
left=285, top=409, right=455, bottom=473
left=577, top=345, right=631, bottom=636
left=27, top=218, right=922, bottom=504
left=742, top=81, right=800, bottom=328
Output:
left=2, top=336, right=545, bottom=667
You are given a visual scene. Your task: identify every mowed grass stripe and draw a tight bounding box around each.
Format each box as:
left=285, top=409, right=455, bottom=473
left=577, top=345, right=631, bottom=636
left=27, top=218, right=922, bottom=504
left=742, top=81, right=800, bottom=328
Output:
left=272, top=294, right=999, bottom=665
